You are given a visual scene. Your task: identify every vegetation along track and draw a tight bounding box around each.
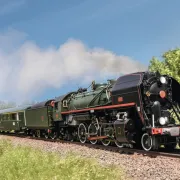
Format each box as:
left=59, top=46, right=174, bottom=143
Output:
left=1, top=132, right=180, bottom=159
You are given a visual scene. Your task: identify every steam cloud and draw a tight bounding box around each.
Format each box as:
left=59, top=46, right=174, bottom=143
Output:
left=0, top=29, right=147, bottom=102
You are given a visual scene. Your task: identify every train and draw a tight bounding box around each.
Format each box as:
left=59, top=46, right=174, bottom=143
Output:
left=0, top=71, right=180, bottom=151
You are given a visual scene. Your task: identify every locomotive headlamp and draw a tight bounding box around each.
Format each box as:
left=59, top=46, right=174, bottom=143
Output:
left=159, top=117, right=168, bottom=125
left=159, top=76, right=167, bottom=84
left=159, top=90, right=166, bottom=98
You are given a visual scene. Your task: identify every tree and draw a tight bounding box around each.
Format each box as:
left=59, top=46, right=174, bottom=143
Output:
left=149, top=48, right=180, bottom=83
left=149, top=48, right=180, bottom=124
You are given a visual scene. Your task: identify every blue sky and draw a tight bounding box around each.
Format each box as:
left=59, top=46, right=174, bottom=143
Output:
left=0, top=0, right=180, bottom=103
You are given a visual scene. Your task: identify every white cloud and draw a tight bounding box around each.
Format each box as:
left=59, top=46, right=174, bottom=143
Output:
left=0, top=29, right=147, bottom=103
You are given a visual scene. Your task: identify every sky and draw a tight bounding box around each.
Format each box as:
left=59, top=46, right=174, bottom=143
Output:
left=0, top=0, right=180, bottom=104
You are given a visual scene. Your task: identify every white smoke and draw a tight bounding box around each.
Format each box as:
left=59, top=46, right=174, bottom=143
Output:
left=0, top=29, right=147, bottom=102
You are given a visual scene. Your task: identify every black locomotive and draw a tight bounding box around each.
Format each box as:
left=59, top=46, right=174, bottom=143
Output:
left=0, top=71, right=180, bottom=151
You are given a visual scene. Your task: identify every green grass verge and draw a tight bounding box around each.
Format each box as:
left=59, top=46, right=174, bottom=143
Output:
left=0, top=140, right=125, bottom=180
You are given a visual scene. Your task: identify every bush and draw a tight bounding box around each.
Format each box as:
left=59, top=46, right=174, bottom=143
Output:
left=0, top=140, right=124, bottom=180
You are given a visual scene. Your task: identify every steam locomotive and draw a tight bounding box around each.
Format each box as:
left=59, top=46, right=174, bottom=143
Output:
left=0, top=71, right=180, bottom=151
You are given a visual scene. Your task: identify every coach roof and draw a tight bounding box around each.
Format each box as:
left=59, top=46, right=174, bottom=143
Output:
left=0, top=105, right=31, bottom=114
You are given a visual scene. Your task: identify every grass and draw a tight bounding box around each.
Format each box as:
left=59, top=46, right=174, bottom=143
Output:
left=0, top=140, right=125, bottom=180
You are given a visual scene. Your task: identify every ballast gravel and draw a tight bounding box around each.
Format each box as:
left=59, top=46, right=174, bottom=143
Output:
left=0, top=135, right=180, bottom=180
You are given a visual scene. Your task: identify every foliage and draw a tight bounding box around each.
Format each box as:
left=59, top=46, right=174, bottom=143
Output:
left=149, top=48, right=180, bottom=83
left=149, top=48, right=180, bottom=124
left=0, top=140, right=124, bottom=180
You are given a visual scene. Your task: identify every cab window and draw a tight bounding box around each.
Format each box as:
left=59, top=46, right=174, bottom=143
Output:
left=55, top=102, right=58, bottom=110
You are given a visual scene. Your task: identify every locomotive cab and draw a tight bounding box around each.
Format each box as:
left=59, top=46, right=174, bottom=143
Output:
left=111, top=72, right=145, bottom=148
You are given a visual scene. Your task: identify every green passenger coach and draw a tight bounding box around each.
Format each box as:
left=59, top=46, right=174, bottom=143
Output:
left=0, top=105, right=30, bottom=132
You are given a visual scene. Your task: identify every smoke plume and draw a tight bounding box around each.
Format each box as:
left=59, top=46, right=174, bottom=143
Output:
left=0, top=29, right=147, bottom=103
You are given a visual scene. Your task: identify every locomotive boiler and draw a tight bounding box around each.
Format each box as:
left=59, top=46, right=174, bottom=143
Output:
left=53, top=79, right=117, bottom=144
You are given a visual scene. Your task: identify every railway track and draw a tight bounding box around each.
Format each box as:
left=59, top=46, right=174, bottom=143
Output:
left=1, top=132, right=180, bottom=159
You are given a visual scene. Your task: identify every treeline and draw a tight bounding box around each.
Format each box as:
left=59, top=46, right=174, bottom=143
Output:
left=149, top=48, right=180, bottom=83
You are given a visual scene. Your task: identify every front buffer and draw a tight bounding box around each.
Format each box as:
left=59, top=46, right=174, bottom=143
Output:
left=141, top=126, right=180, bottom=151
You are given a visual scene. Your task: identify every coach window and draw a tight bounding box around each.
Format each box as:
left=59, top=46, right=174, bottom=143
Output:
left=18, top=112, right=24, bottom=121
left=12, top=113, right=16, bottom=120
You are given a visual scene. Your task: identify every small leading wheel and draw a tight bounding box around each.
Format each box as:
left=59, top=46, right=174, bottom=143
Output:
left=141, top=133, right=153, bottom=151
left=78, top=123, right=87, bottom=143
left=88, top=123, right=98, bottom=145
